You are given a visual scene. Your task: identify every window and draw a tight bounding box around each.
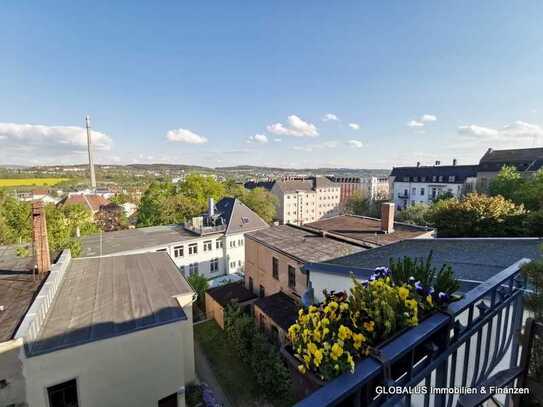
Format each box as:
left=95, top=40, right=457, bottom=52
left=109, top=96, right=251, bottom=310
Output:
left=448, top=176, right=456, bottom=182
left=47, top=379, right=79, bottom=407
left=189, top=262, right=199, bottom=275
left=272, top=257, right=279, bottom=280
left=203, top=240, right=212, bottom=252
left=249, top=277, right=254, bottom=293
left=210, top=258, right=219, bottom=272
left=238, top=260, right=242, bottom=266
left=230, top=261, right=236, bottom=268
left=188, top=243, right=198, bottom=255
left=230, top=240, right=236, bottom=248
left=420, top=188, right=425, bottom=196
left=238, top=239, right=243, bottom=246
left=179, top=265, right=185, bottom=276
left=216, top=238, right=223, bottom=249
left=174, top=245, right=184, bottom=258
left=432, top=176, right=437, bottom=182
left=411, top=187, right=416, bottom=195
left=259, top=285, right=265, bottom=298
left=288, top=265, right=296, bottom=289
left=438, top=176, right=444, bottom=182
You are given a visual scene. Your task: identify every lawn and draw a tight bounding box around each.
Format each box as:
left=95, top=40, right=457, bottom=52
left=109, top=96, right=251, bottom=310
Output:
left=0, top=178, right=69, bottom=187
left=194, top=320, right=264, bottom=407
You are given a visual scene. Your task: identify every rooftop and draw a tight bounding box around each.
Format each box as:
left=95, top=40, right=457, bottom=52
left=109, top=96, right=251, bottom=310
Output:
left=246, top=224, right=364, bottom=263
left=273, top=176, right=337, bottom=193
left=390, top=165, right=478, bottom=183
left=305, top=215, right=432, bottom=247
left=479, top=147, right=543, bottom=172
left=215, top=197, right=269, bottom=235
left=319, top=238, right=542, bottom=290
left=27, top=252, right=192, bottom=356
left=80, top=224, right=205, bottom=257
left=254, top=291, right=299, bottom=331
left=58, top=194, right=110, bottom=212
left=0, top=245, right=46, bottom=342
left=206, top=281, right=257, bottom=308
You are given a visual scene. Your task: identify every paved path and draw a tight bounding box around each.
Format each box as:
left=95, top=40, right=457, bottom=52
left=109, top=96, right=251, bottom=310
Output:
left=194, top=338, right=233, bottom=407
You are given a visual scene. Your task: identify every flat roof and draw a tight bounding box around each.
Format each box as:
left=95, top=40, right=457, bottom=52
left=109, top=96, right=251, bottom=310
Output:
left=246, top=224, right=364, bottom=263
left=0, top=245, right=46, bottom=342
left=27, top=252, right=193, bottom=356
left=206, top=282, right=256, bottom=308
left=254, top=291, right=299, bottom=331
left=79, top=224, right=213, bottom=257
left=323, top=238, right=542, bottom=285
left=305, top=215, right=432, bottom=246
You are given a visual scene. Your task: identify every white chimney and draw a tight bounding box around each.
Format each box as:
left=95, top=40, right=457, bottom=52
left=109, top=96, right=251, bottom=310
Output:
left=208, top=197, right=215, bottom=217
left=86, top=115, right=97, bottom=191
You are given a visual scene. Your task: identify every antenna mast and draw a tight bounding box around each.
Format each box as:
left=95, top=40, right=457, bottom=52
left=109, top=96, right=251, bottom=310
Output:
left=86, top=115, right=97, bottom=191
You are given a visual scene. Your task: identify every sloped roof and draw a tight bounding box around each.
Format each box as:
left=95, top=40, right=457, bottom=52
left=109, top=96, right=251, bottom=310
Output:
left=244, top=181, right=275, bottom=191
left=27, top=252, right=192, bottom=356
left=59, top=194, right=110, bottom=212
left=215, top=197, right=269, bottom=235
left=479, top=147, right=543, bottom=172
left=390, top=165, right=478, bottom=183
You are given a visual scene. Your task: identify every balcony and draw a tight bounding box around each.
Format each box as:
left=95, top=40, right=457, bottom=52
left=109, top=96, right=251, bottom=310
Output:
left=294, top=259, right=530, bottom=407
left=183, top=221, right=226, bottom=236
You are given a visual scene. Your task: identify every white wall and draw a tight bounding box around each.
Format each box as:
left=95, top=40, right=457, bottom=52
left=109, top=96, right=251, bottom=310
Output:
left=393, top=181, right=462, bottom=209
left=23, top=320, right=194, bottom=407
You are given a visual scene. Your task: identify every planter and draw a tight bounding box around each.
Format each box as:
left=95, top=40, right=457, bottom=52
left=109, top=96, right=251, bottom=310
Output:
left=281, top=346, right=325, bottom=400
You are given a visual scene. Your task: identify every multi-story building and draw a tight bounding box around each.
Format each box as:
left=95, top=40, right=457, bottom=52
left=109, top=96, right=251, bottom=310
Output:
left=329, top=176, right=390, bottom=204
left=79, top=197, right=269, bottom=285
left=243, top=204, right=433, bottom=343
left=390, top=160, right=478, bottom=210
left=270, top=176, right=341, bottom=225
left=477, top=147, right=543, bottom=191
left=0, top=202, right=196, bottom=407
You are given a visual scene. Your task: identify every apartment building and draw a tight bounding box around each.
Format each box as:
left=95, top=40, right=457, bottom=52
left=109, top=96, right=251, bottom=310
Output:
left=271, top=176, right=341, bottom=225
left=390, top=160, right=478, bottom=210
left=0, top=202, right=196, bottom=407
left=477, top=147, right=543, bottom=191
left=79, top=197, right=268, bottom=285
left=329, top=176, right=390, bottom=205
left=243, top=204, right=433, bottom=343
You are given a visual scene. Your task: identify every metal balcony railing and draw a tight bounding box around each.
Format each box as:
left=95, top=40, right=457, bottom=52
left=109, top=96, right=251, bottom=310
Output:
left=183, top=222, right=226, bottom=236
left=294, top=258, right=529, bottom=407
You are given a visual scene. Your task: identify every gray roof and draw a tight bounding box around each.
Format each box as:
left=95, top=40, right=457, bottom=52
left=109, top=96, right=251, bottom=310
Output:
left=246, top=224, right=365, bottom=263
left=479, top=147, right=543, bottom=173
left=390, top=165, right=478, bottom=183
left=273, top=177, right=336, bottom=193
left=321, top=238, right=542, bottom=286
left=79, top=224, right=209, bottom=257
left=215, top=197, right=269, bottom=235
left=27, top=252, right=192, bottom=356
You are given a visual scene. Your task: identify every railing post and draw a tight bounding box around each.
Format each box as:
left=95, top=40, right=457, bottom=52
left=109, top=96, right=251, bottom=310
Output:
left=434, top=315, right=452, bottom=407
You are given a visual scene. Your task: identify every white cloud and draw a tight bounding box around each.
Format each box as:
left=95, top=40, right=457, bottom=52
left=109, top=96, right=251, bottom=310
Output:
left=247, top=134, right=268, bottom=144
left=274, top=138, right=282, bottom=142
left=347, top=140, right=363, bottom=148
left=267, top=115, right=318, bottom=137
left=166, top=128, right=208, bottom=144
left=420, top=114, right=437, bottom=123
left=407, top=120, right=424, bottom=128
left=407, top=114, right=437, bottom=128
left=322, top=113, right=339, bottom=122
left=458, top=121, right=543, bottom=141
left=348, top=123, right=360, bottom=130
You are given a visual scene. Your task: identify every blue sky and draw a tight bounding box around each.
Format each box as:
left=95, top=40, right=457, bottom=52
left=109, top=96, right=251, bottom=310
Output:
left=1, top=1, right=542, bottom=168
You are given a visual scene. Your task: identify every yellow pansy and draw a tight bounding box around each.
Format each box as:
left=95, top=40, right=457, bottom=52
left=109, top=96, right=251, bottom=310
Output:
left=314, top=349, right=323, bottom=366
left=313, top=330, right=322, bottom=342
left=426, top=295, right=433, bottom=305
left=352, top=332, right=366, bottom=350
left=363, top=321, right=375, bottom=332
left=340, top=302, right=349, bottom=311
left=298, top=365, right=306, bottom=374
left=398, top=286, right=409, bottom=301
left=308, top=305, right=318, bottom=313
left=331, top=343, right=344, bottom=360
left=307, top=342, right=318, bottom=355
left=338, top=325, right=352, bottom=341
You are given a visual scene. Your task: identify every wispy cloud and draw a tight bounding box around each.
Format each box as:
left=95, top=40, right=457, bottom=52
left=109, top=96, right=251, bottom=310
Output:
left=166, top=128, right=208, bottom=144
left=247, top=134, right=268, bottom=144
left=322, top=113, right=339, bottom=122
left=347, top=139, right=363, bottom=148
left=267, top=115, right=318, bottom=137
left=348, top=123, right=360, bottom=130
left=407, top=114, right=437, bottom=128
left=458, top=121, right=543, bottom=141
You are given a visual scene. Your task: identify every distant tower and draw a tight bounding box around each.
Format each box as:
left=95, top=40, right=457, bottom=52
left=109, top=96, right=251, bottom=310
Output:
left=86, top=115, right=97, bottom=191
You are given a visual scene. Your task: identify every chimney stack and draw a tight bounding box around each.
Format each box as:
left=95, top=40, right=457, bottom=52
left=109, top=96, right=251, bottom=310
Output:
left=435, top=160, right=441, bottom=166
left=381, top=202, right=395, bottom=234
left=32, top=201, right=51, bottom=274
left=208, top=197, right=215, bottom=217
left=86, top=115, right=97, bottom=191
left=416, top=161, right=421, bottom=168
left=453, top=158, right=457, bottom=166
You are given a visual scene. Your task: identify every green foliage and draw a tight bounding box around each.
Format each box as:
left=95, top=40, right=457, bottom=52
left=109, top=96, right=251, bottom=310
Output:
left=345, top=192, right=370, bottom=216
left=396, top=203, right=432, bottom=226
left=241, top=187, right=277, bottom=223
left=109, top=192, right=130, bottom=205
left=489, top=165, right=525, bottom=202
left=136, top=182, right=176, bottom=227
left=433, top=191, right=455, bottom=203
left=489, top=166, right=543, bottom=212
left=0, top=191, right=31, bottom=244
left=427, top=193, right=526, bottom=237
left=160, top=195, right=202, bottom=225
left=177, top=174, right=225, bottom=208
left=187, top=273, right=209, bottom=311
left=224, top=305, right=292, bottom=401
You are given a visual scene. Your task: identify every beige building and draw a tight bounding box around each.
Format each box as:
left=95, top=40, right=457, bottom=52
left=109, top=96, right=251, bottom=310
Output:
left=330, top=176, right=390, bottom=205
left=271, top=177, right=341, bottom=225
left=0, top=203, right=196, bottom=407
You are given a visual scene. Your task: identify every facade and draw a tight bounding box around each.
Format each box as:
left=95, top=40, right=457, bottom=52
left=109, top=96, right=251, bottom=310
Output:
left=271, top=177, right=341, bottom=225
left=389, top=161, right=478, bottom=210
left=79, top=197, right=268, bottom=283
left=329, top=176, right=390, bottom=205
left=477, top=147, right=543, bottom=191
left=0, top=204, right=196, bottom=407
left=205, top=282, right=257, bottom=329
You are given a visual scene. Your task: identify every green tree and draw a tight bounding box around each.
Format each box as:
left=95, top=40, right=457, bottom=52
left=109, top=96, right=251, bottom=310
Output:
left=177, top=174, right=225, bottom=209
left=345, top=192, right=370, bottom=216
left=397, top=203, right=432, bottom=226
left=489, top=165, right=525, bottom=202
left=187, top=273, right=209, bottom=312
left=240, top=187, right=277, bottom=223
left=0, top=191, right=31, bottom=244
left=224, top=179, right=246, bottom=200
left=109, top=192, right=130, bottom=205
left=427, top=193, right=526, bottom=237
left=160, top=195, right=202, bottom=224
left=136, top=182, right=175, bottom=227
left=518, top=169, right=543, bottom=211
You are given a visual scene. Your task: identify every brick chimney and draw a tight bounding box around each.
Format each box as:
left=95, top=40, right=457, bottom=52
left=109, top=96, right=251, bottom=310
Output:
left=381, top=202, right=395, bottom=234
left=32, top=201, right=51, bottom=274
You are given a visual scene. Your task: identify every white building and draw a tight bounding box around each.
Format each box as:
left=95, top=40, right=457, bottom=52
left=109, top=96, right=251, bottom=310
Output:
left=389, top=161, right=478, bottom=210
left=79, top=197, right=269, bottom=285
left=329, top=176, right=390, bottom=205
left=271, top=177, right=341, bottom=225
